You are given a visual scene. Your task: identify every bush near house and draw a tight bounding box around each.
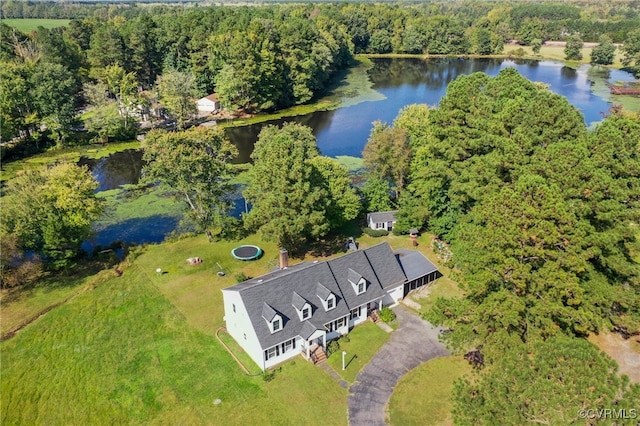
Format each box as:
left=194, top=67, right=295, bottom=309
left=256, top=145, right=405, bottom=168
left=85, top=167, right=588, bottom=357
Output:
left=363, top=228, right=389, bottom=237
left=379, top=306, right=396, bottom=323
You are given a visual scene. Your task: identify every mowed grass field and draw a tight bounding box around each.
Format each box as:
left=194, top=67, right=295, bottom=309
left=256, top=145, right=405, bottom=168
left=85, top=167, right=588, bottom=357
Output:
left=2, top=18, right=70, bottom=32
left=504, top=43, right=627, bottom=68
left=0, top=235, right=348, bottom=425
left=388, top=356, right=471, bottom=426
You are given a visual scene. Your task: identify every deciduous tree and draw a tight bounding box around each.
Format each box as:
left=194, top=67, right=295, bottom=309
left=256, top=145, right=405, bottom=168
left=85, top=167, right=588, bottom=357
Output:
left=590, top=34, right=616, bottom=65
left=244, top=123, right=330, bottom=247
left=0, top=164, right=103, bottom=269
left=564, top=34, right=584, bottom=60
left=309, top=156, right=360, bottom=229
left=142, top=127, right=237, bottom=234
left=362, top=121, right=410, bottom=198
left=156, top=70, right=198, bottom=129
left=621, top=28, right=640, bottom=75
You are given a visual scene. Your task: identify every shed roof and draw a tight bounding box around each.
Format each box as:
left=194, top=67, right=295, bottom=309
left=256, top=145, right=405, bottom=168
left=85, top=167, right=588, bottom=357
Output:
left=367, top=210, right=398, bottom=223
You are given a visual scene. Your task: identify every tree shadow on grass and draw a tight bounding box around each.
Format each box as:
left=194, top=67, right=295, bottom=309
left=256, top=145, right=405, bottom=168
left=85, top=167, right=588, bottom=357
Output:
left=291, top=219, right=365, bottom=259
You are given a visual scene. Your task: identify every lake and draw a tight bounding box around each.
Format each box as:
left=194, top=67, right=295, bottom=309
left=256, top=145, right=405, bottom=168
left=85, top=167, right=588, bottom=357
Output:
left=85, top=57, right=637, bottom=248
left=226, top=57, right=637, bottom=161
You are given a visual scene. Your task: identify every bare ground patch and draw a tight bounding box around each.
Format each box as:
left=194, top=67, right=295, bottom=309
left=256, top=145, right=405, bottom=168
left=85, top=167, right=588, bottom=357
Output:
left=589, top=332, right=640, bottom=383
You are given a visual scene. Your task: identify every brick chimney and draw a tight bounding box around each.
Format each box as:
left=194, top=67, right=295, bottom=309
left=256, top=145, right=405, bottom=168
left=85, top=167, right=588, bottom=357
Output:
left=279, top=248, right=289, bottom=269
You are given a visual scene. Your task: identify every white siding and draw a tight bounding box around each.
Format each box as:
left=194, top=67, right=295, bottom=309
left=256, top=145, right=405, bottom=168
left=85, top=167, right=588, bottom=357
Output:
left=222, top=289, right=264, bottom=369
left=383, top=284, right=404, bottom=306
left=264, top=337, right=300, bottom=369
left=325, top=316, right=349, bottom=341
left=348, top=305, right=367, bottom=328
left=197, top=98, right=219, bottom=112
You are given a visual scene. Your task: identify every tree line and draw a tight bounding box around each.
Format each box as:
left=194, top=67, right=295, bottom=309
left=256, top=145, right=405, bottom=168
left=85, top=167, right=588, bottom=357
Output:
left=3, top=1, right=640, bottom=150
left=356, top=68, right=640, bottom=423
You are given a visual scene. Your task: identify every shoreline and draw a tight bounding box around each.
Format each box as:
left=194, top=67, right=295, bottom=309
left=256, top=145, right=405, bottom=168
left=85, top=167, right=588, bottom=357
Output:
left=3, top=52, right=636, bottom=182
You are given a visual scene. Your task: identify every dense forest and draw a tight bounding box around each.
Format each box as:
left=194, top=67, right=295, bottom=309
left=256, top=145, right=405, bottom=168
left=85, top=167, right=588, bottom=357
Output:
left=371, top=69, right=640, bottom=424
left=3, top=1, right=640, bottom=150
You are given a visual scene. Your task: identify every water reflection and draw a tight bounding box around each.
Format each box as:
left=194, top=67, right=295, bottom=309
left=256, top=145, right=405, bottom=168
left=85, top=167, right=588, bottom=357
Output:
left=83, top=57, right=636, bottom=246
left=224, top=109, right=337, bottom=163
left=78, top=150, right=144, bottom=192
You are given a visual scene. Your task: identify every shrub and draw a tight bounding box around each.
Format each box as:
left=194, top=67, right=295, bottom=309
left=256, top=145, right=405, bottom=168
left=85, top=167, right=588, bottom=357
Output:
left=326, top=340, right=341, bottom=357
left=379, top=306, right=396, bottom=323
left=235, top=272, right=249, bottom=283
left=363, top=228, right=389, bottom=237
left=262, top=368, right=278, bottom=382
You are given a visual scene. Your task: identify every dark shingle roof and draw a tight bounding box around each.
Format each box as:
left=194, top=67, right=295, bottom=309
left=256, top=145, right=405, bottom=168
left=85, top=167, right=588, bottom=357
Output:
left=347, top=268, right=362, bottom=285
left=364, top=243, right=407, bottom=289
left=299, top=321, right=320, bottom=339
left=262, top=303, right=278, bottom=322
left=224, top=243, right=416, bottom=349
left=367, top=210, right=398, bottom=224
left=291, top=292, right=307, bottom=311
left=316, top=282, right=332, bottom=300
left=394, top=249, right=438, bottom=281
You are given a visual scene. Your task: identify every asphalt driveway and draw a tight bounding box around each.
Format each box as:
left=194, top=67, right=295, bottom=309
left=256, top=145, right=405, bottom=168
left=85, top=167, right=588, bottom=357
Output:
left=348, top=305, right=450, bottom=425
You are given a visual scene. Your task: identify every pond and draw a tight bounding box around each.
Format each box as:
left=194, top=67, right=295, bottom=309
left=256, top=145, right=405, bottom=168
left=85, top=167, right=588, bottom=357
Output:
left=226, top=58, right=637, bottom=161
left=84, top=57, right=637, bottom=248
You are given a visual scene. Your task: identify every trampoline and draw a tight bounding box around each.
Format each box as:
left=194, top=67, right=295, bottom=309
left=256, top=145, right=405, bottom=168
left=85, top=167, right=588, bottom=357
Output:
left=231, top=245, right=263, bottom=260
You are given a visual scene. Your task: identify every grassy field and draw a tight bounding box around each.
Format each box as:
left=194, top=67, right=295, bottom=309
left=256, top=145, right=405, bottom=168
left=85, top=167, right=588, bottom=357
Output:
left=2, top=18, right=70, bottom=32
left=326, top=321, right=390, bottom=383
left=503, top=44, right=627, bottom=68
left=387, top=356, right=471, bottom=426
left=0, top=234, right=348, bottom=424
left=0, top=224, right=463, bottom=424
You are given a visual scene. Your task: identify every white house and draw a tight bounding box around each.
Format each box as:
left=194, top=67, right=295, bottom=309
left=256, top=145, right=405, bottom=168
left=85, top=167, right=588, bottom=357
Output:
left=367, top=210, right=398, bottom=231
left=197, top=93, right=220, bottom=113
left=222, top=242, right=439, bottom=370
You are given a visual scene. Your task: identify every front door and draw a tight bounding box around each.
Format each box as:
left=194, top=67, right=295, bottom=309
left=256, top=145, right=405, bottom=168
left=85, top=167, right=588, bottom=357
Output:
left=387, top=221, right=393, bottom=230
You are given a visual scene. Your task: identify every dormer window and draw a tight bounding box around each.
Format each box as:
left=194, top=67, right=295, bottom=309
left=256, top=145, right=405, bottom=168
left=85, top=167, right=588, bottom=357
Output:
left=348, top=268, right=367, bottom=295
left=292, top=292, right=312, bottom=321
left=272, top=317, right=281, bottom=332
left=326, top=295, right=335, bottom=310
left=262, top=303, right=283, bottom=334
left=301, top=305, right=311, bottom=320
left=317, top=282, right=336, bottom=312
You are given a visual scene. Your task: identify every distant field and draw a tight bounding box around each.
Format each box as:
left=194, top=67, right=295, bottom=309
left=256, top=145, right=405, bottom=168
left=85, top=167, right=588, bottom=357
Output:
left=504, top=43, right=626, bottom=68
left=2, top=18, right=70, bottom=32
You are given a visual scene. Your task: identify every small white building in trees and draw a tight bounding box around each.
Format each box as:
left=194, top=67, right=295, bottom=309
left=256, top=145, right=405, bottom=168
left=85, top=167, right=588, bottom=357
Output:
left=197, top=93, right=220, bottom=113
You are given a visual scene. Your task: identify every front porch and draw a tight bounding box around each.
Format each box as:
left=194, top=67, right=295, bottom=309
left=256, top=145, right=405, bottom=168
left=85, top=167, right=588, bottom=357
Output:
left=303, top=344, right=328, bottom=364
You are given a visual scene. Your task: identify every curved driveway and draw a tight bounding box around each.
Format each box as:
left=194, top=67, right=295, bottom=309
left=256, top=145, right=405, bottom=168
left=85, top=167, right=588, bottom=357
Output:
left=348, top=305, right=449, bottom=425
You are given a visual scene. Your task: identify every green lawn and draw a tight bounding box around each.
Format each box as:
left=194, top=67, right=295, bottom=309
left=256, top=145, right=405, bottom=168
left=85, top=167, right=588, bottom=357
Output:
left=0, top=267, right=109, bottom=336
left=503, top=43, right=626, bottom=68
left=1, top=229, right=467, bottom=424
left=388, top=356, right=471, bottom=426
left=0, top=234, right=348, bottom=425
left=326, top=321, right=390, bottom=383
left=2, top=18, right=70, bottom=32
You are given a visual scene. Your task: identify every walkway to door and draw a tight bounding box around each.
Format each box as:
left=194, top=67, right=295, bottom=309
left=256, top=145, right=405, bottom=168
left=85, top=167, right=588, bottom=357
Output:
left=347, top=305, right=449, bottom=425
